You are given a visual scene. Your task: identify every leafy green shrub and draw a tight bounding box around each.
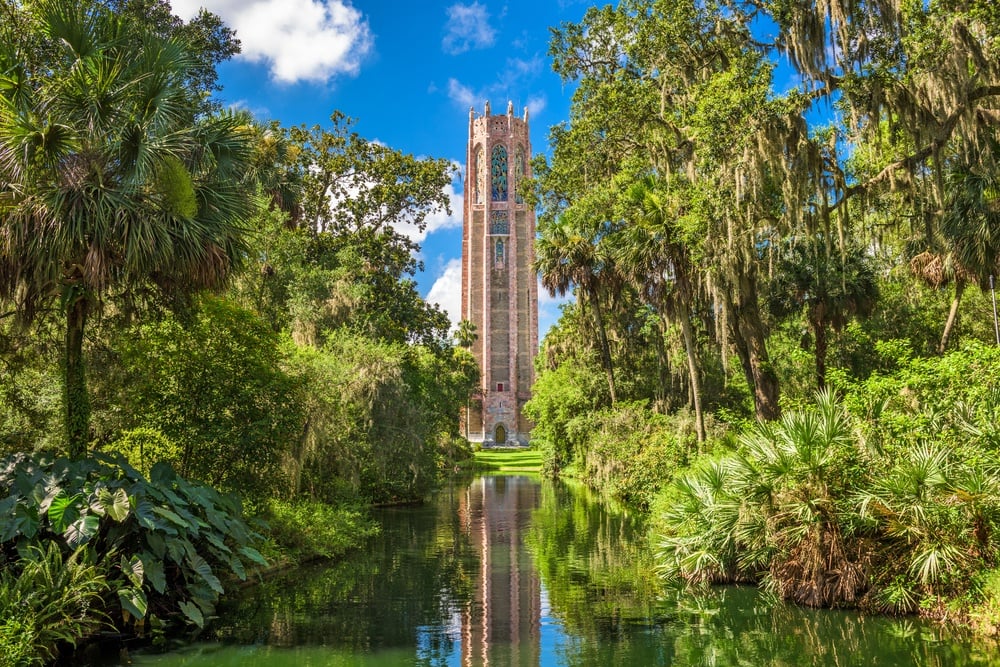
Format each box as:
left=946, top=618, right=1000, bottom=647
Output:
left=969, top=568, right=1000, bottom=635
left=0, top=453, right=267, bottom=632
left=856, top=442, right=1000, bottom=613
left=99, top=296, right=304, bottom=503
left=283, top=333, right=476, bottom=505
left=656, top=378, right=1000, bottom=614
left=0, top=543, right=107, bottom=665
left=523, top=353, right=607, bottom=476
left=264, top=499, right=378, bottom=562
left=0, top=615, right=37, bottom=667
left=108, top=427, right=182, bottom=476
left=572, top=402, right=692, bottom=509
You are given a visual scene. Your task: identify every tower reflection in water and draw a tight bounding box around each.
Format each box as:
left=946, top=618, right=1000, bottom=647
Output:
left=458, top=476, right=542, bottom=666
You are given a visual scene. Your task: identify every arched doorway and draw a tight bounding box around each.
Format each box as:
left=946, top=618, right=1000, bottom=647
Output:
left=494, top=423, right=507, bottom=445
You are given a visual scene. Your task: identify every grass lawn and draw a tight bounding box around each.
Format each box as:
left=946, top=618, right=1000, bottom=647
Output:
left=472, top=448, right=542, bottom=473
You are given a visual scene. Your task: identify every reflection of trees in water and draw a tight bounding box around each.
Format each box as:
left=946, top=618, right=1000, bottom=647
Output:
left=210, top=484, right=478, bottom=657
left=203, top=478, right=998, bottom=667
left=526, top=480, right=663, bottom=636
left=661, top=587, right=1000, bottom=667
left=527, top=481, right=1000, bottom=667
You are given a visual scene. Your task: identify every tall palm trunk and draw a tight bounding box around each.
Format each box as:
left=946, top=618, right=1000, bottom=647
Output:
left=939, top=279, right=965, bottom=354
left=653, top=317, right=671, bottom=408
left=586, top=287, right=618, bottom=405
left=678, top=301, right=706, bottom=444
left=64, top=293, right=90, bottom=458
left=675, top=274, right=706, bottom=443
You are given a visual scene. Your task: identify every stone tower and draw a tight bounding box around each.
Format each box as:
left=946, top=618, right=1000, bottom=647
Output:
left=461, top=101, right=538, bottom=446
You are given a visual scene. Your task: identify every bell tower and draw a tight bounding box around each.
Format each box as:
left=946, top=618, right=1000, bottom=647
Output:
left=461, top=101, right=538, bottom=446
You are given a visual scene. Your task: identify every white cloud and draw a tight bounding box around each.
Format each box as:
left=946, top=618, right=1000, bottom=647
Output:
left=169, top=0, right=372, bottom=84
left=392, top=162, right=464, bottom=243
left=525, top=95, right=547, bottom=118
left=427, top=258, right=464, bottom=330
left=508, top=56, right=543, bottom=78
left=442, top=2, right=496, bottom=55
left=447, top=78, right=477, bottom=110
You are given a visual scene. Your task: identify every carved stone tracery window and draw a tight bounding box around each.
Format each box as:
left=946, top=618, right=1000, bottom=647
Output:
left=490, top=210, right=509, bottom=235
left=515, top=145, right=525, bottom=204
left=491, top=144, right=508, bottom=202
left=474, top=145, right=484, bottom=205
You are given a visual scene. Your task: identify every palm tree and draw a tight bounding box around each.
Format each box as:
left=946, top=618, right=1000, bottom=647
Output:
left=767, top=237, right=878, bottom=389
left=657, top=390, right=866, bottom=607
left=454, top=318, right=478, bottom=438
left=618, top=175, right=705, bottom=443
left=0, top=2, right=257, bottom=457
left=911, top=160, right=1000, bottom=353
left=535, top=217, right=619, bottom=404
left=454, top=319, right=478, bottom=349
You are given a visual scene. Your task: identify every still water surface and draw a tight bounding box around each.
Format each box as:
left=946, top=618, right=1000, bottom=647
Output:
left=119, top=475, right=998, bottom=666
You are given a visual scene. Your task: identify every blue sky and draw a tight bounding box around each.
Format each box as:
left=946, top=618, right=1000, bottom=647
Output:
left=169, top=0, right=589, bottom=338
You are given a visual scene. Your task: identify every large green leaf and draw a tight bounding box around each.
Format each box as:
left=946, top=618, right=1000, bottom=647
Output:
left=118, top=586, right=148, bottom=621
left=122, top=554, right=144, bottom=588
left=152, top=505, right=193, bottom=529
left=140, top=552, right=167, bottom=594
left=37, top=484, right=63, bottom=514
left=203, top=531, right=230, bottom=554
left=239, top=545, right=268, bottom=566
left=99, top=487, right=131, bottom=522
left=229, top=555, right=246, bottom=581
left=64, top=514, right=100, bottom=547
left=178, top=600, right=204, bottom=627
left=186, top=553, right=223, bottom=594
left=48, top=491, right=82, bottom=533
left=144, top=530, right=167, bottom=559
left=1, top=504, right=39, bottom=541
left=134, top=499, right=163, bottom=532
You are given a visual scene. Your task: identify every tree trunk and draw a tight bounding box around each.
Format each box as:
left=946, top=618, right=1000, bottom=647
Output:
left=725, top=278, right=780, bottom=421
left=64, top=294, right=90, bottom=458
left=812, top=313, right=828, bottom=390
left=588, top=288, right=618, bottom=405
left=653, top=317, right=671, bottom=409
left=678, top=300, right=706, bottom=444
left=939, top=280, right=965, bottom=354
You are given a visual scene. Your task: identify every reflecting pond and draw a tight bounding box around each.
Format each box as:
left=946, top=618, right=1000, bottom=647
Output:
left=108, top=475, right=999, bottom=666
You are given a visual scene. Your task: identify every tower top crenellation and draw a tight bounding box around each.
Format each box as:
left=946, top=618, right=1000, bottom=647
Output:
left=471, top=100, right=529, bottom=122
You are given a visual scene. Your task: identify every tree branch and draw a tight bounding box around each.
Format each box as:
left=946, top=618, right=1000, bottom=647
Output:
left=833, top=84, right=1000, bottom=210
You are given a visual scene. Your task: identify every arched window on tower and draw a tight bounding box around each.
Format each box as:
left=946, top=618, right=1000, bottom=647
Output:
left=474, top=145, right=484, bottom=205
left=490, top=210, right=509, bottom=235
left=491, top=144, right=508, bottom=201
left=515, top=145, right=525, bottom=204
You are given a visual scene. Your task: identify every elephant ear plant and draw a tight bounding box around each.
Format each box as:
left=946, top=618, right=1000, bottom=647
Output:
left=0, top=453, right=268, bottom=635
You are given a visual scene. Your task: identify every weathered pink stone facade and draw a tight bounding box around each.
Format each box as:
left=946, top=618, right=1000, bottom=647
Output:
left=461, top=102, right=538, bottom=445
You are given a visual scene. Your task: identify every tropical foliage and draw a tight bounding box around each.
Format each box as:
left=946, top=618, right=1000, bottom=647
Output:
left=0, top=453, right=267, bottom=637
left=0, top=0, right=479, bottom=657
left=653, top=347, right=1000, bottom=615
left=0, top=543, right=107, bottom=665
left=0, top=1, right=258, bottom=457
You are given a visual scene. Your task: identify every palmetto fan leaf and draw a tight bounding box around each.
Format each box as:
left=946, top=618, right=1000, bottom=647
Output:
left=0, top=2, right=256, bottom=456
left=655, top=392, right=867, bottom=605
